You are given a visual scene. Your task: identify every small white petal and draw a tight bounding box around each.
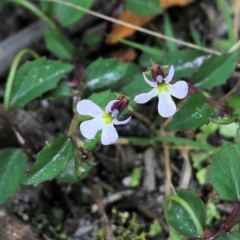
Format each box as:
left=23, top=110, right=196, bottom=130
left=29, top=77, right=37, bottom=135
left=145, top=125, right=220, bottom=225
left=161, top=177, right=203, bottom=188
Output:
left=143, top=73, right=157, bottom=87
left=169, top=81, right=188, bottom=99
left=80, top=118, right=103, bottom=139
left=77, top=100, right=103, bottom=117
left=101, top=124, right=118, bottom=145
left=134, top=88, right=158, bottom=104
left=158, top=93, right=176, bottom=118
left=105, top=100, right=119, bottom=113
left=113, top=116, right=131, bottom=125
left=164, top=65, right=174, bottom=83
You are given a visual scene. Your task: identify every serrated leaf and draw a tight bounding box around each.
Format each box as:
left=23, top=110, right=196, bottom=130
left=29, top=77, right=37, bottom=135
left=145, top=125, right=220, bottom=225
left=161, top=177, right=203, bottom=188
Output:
left=44, top=30, right=74, bottom=60
left=209, top=141, right=240, bottom=202
left=43, top=80, right=72, bottom=99
left=23, top=136, right=75, bottom=185
left=168, top=93, right=214, bottom=130
left=140, top=49, right=206, bottom=78
left=10, top=58, right=73, bottom=109
left=57, top=0, right=93, bottom=27
left=168, top=190, right=206, bottom=238
left=0, top=148, right=27, bottom=204
left=85, top=58, right=129, bottom=91
left=193, top=51, right=238, bottom=89
left=162, top=49, right=207, bottom=78
left=125, top=0, right=162, bottom=15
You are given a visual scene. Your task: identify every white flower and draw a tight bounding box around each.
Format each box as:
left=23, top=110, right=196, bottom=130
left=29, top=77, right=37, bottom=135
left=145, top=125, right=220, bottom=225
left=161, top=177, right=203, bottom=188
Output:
left=77, top=99, right=131, bottom=145
left=134, top=65, right=188, bottom=118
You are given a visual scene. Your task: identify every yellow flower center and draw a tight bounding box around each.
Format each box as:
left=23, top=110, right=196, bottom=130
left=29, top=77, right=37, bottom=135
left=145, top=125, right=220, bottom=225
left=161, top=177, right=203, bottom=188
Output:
left=157, top=82, right=169, bottom=93
left=101, top=112, right=113, bottom=125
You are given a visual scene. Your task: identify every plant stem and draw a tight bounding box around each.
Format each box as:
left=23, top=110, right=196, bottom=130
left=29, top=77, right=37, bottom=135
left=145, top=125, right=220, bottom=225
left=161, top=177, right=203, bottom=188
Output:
left=4, top=48, right=40, bottom=110
left=7, top=0, right=58, bottom=30
left=86, top=179, right=113, bottom=240
left=206, top=201, right=240, bottom=239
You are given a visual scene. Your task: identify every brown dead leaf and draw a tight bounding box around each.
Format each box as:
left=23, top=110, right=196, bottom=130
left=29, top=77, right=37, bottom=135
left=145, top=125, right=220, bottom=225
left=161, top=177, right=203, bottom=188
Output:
left=110, top=48, right=137, bottom=62
left=105, top=10, right=155, bottom=44
left=106, top=0, right=192, bottom=44
left=160, top=0, right=193, bottom=9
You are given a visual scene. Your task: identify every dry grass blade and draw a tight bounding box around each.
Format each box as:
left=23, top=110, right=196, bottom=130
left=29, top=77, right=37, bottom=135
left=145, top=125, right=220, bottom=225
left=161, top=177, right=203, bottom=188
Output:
left=38, top=0, right=222, bottom=55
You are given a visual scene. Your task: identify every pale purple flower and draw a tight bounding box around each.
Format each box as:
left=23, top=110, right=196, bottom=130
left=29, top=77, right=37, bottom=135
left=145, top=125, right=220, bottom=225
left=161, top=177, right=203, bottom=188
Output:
left=134, top=65, right=188, bottom=118
left=77, top=99, right=131, bottom=145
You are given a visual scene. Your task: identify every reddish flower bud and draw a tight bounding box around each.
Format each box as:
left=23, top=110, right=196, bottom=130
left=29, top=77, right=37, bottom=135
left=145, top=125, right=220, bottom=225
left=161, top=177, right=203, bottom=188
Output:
left=151, top=65, right=165, bottom=82
left=111, top=95, right=129, bottom=117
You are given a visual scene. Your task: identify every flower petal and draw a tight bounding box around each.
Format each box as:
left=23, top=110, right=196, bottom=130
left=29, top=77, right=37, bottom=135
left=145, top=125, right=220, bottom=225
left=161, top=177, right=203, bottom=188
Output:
left=80, top=118, right=103, bottom=139
left=164, top=65, right=174, bottom=83
left=113, top=116, right=131, bottom=125
left=169, top=81, right=188, bottom=99
left=77, top=100, right=103, bottom=117
left=105, top=100, right=119, bottom=112
left=101, top=124, right=118, bottom=145
left=143, top=73, right=157, bottom=87
left=158, top=92, right=176, bottom=118
left=134, top=88, right=158, bottom=104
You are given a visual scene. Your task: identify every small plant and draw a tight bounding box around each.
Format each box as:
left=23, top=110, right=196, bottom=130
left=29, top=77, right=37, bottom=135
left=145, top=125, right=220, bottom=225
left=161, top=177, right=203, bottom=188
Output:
left=1, top=0, right=240, bottom=239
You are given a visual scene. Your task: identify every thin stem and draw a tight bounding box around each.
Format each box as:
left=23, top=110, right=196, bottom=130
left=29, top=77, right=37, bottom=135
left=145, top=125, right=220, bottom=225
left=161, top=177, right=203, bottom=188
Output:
left=37, top=0, right=222, bottom=55
left=7, top=0, right=58, bottom=30
left=164, top=196, right=205, bottom=239
left=206, top=201, right=240, bottom=240
left=4, top=48, right=40, bottom=110
left=86, top=180, right=113, bottom=240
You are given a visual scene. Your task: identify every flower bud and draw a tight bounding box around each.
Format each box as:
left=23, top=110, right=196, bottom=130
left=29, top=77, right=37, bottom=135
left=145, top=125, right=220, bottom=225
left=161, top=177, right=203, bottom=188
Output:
left=110, top=96, right=129, bottom=117
left=151, top=65, right=165, bottom=82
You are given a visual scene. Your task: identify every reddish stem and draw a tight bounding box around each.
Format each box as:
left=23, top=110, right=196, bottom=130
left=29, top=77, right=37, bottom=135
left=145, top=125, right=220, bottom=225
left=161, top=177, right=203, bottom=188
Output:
left=206, top=201, right=240, bottom=240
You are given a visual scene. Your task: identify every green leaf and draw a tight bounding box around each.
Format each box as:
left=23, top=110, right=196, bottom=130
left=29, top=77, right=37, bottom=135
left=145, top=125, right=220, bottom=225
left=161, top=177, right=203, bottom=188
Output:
left=124, top=0, right=162, bottom=15
left=56, top=0, right=93, bottom=27
left=209, top=141, right=240, bottom=202
left=108, top=36, right=164, bottom=57
left=121, top=73, right=152, bottom=106
left=56, top=158, right=78, bottom=183
left=89, top=90, right=116, bottom=109
left=219, top=122, right=239, bottom=138
left=0, top=148, right=27, bottom=204
left=168, top=93, right=214, bottom=130
left=139, top=49, right=206, bottom=78
left=23, top=136, right=75, bottom=185
left=216, top=232, right=240, bottom=240
left=149, top=219, right=162, bottom=237
left=163, top=13, right=177, bottom=52
left=43, top=80, right=72, bottom=99
left=41, top=1, right=58, bottom=17
left=85, top=58, right=129, bottom=91
left=227, top=93, right=240, bottom=115
left=193, top=51, right=239, bottom=89
left=168, top=190, right=206, bottom=238
left=162, top=49, right=207, bottom=78
left=44, top=30, right=75, bottom=60
left=10, top=58, right=73, bottom=109
left=130, top=168, right=141, bottom=187
left=126, top=135, right=217, bottom=152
